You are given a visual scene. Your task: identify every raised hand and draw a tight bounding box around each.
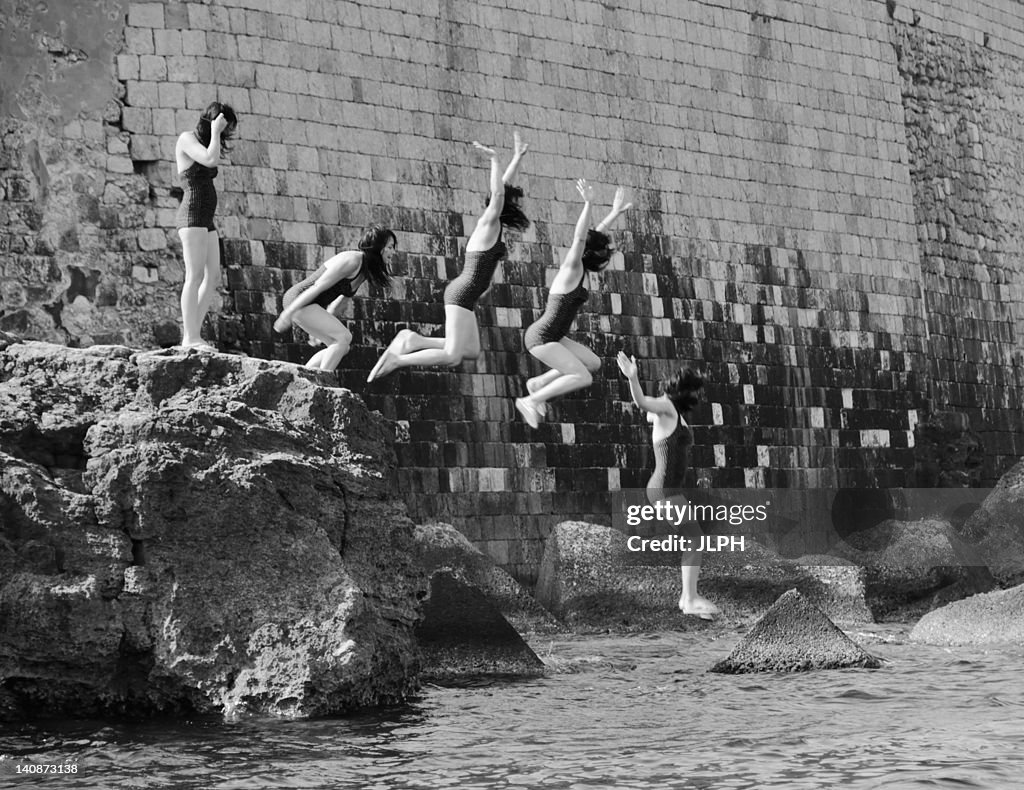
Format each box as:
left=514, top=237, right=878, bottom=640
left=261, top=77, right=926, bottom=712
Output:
left=576, top=178, right=595, bottom=203
left=273, top=314, right=292, bottom=333
left=211, top=113, right=228, bottom=135
left=472, top=141, right=497, bottom=158
left=511, top=130, right=529, bottom=158
left=611, top=186, right=633, bottom=216
left=616, top=351, right=638, bottom=380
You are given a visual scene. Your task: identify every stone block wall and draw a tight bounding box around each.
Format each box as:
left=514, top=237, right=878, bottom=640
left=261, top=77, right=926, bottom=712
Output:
left=2, top=0, right=1024, bottom=583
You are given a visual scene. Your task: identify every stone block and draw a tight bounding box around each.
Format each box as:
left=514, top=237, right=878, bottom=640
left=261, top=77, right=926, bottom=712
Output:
left=137, top=228, right=167, bottom=251
left=128, top=3, right=164, bottom=29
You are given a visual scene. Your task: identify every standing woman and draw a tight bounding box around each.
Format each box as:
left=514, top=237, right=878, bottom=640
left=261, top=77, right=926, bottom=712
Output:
left=366, top=132, right=530, bottom=382
left=514, top=182, right=632, bottom=427
left=617, top=352, right=720, bottom=619
left=174, top=101, right=238, bottom=350
left=273, top=225, right=397, bottom=371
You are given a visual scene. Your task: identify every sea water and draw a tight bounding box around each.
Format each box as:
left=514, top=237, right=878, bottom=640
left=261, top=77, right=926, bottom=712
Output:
left=3, top=626, right=1022, bottom=789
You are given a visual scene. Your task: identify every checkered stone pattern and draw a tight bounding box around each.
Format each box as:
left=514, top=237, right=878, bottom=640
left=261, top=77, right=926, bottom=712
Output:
left=5, top=0, right=1024, bottom=583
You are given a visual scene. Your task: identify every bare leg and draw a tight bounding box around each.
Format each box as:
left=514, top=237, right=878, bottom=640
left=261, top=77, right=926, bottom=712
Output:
left=368, top=305, right=480, bottom=381
left=179, top=228, right=211, bottom=347
left=526, top=337, right=600, bottom=405
left=525, top=368, right=563, bottom=416
left=197, top=230, right=221, bottom=327
left=526, top=368, right=561, bottom=395
left=293, top=306, right=352, bottom=372
left=675, top=508, right=719, bottom=618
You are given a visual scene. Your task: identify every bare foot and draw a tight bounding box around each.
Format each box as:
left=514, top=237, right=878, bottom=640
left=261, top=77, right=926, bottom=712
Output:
left=515, top=397, right=541, bottom=428
left=679, top=595, right=720, bottom=621
left=367, top=348, right=400, bottom=382
left=525, top=378, right=547, bottom=416
left=182, top=341, right=217, bottom=353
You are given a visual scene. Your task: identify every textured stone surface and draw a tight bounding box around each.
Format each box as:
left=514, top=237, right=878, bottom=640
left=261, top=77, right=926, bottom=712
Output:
left=957, top=459, right=1024, bottom=587
left=3, top=2, right=1024, bottom=587
left=412, top=521, right=561, bottom=636
left=834, top=518, right=996, bottom=621
left=710, top=590, right=881, bottom=674
left=535, top=520, right=873, bottom=631
left=415, top=571, right=545, bottom=682
left=910, top=583, right=1024, bottom=646
left=0, top=339, right=425, bottom=720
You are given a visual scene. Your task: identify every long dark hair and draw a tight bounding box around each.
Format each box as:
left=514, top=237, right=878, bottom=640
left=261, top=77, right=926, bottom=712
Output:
left=195, top=102, right=238, bottom=152
left=484, top=184, right=530, bottom=231
left=582, top=229, right=613, bottom=272
left=358, top=225, right=396, bottom=289
left=663, top=367, right=704, bottom=414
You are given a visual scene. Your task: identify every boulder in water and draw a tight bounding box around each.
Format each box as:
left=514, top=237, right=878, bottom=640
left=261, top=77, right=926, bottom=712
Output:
left=710, top=590, right=881, bottom=673
left=412, top=521, right=561, bottom=636
left=910, top=583, right=1024, bottom=646
left=956, top=461, right=1024, bottom=587
left=834, top=518, right=995, bottom=620
left=415, top=571, right=545, bottom=681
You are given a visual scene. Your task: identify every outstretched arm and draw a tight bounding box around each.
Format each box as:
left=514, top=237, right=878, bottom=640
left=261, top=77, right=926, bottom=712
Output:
left=473, top=142, right=504, bottom=224
left=595, top=186, right=633, bottom=233
left=564, top=179, right=594, bottom=265
left=501, top=130, right=529, bottom=184
left=616, top=352, right=676, bottom=415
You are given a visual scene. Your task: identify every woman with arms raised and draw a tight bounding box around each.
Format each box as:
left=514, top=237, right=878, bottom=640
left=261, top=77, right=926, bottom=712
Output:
left=514, top=181, right=631, bottom=427
left=366, top=132, right=529, bottom=381
left=617, top=352, right=720, bottom=619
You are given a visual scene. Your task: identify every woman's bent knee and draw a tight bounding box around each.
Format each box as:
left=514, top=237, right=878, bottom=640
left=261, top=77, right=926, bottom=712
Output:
left=573, top=370, right=593, bottom=388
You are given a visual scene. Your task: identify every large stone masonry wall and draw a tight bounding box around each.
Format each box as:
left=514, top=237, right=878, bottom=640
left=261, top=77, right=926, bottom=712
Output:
left=890, top=4, right=1024, bottom=484
left=2, top=0, right=1023, bottom=583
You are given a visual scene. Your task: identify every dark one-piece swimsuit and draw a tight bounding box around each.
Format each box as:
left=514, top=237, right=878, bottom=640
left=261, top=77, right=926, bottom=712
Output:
left=524, top=270, right=589, bottom=349
left=646, top=411, right=693, bottom=505
left=175, top=161, right=218, bottom=231
left=443, top=231, right=507, bottom=310
left=282, top=260, right=366, bottom=310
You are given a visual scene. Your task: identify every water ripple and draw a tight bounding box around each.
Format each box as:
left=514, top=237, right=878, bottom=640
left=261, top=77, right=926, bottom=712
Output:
left=2, top=634, right=1023, bottom=789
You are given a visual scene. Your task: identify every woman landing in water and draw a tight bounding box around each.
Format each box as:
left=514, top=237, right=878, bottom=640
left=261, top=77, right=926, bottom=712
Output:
left=273, top=225, right=397, bottom=371
left=366, top=132, right=530, bottom=382
left=617, top=351, right=720, bottom=619
left=174, top=101, right=238, bottom=350
left=514, top=181, right=631, bottom=427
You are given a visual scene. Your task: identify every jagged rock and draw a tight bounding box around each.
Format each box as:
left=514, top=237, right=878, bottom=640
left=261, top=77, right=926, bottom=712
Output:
left=956, top=460, right=1024, bottom=587
left=910, top=584, right=1024, bottom=646
left=710, top=590, right=881, bottom=673
left=834, top=518, right=995, bottom=621
left=0, top=340, right=425, bottom=720
left=535, top=521, right=872, bottom=631
left=415, top=571, right=544, bottom=681
left=412, top=521, right=561, bottom=635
